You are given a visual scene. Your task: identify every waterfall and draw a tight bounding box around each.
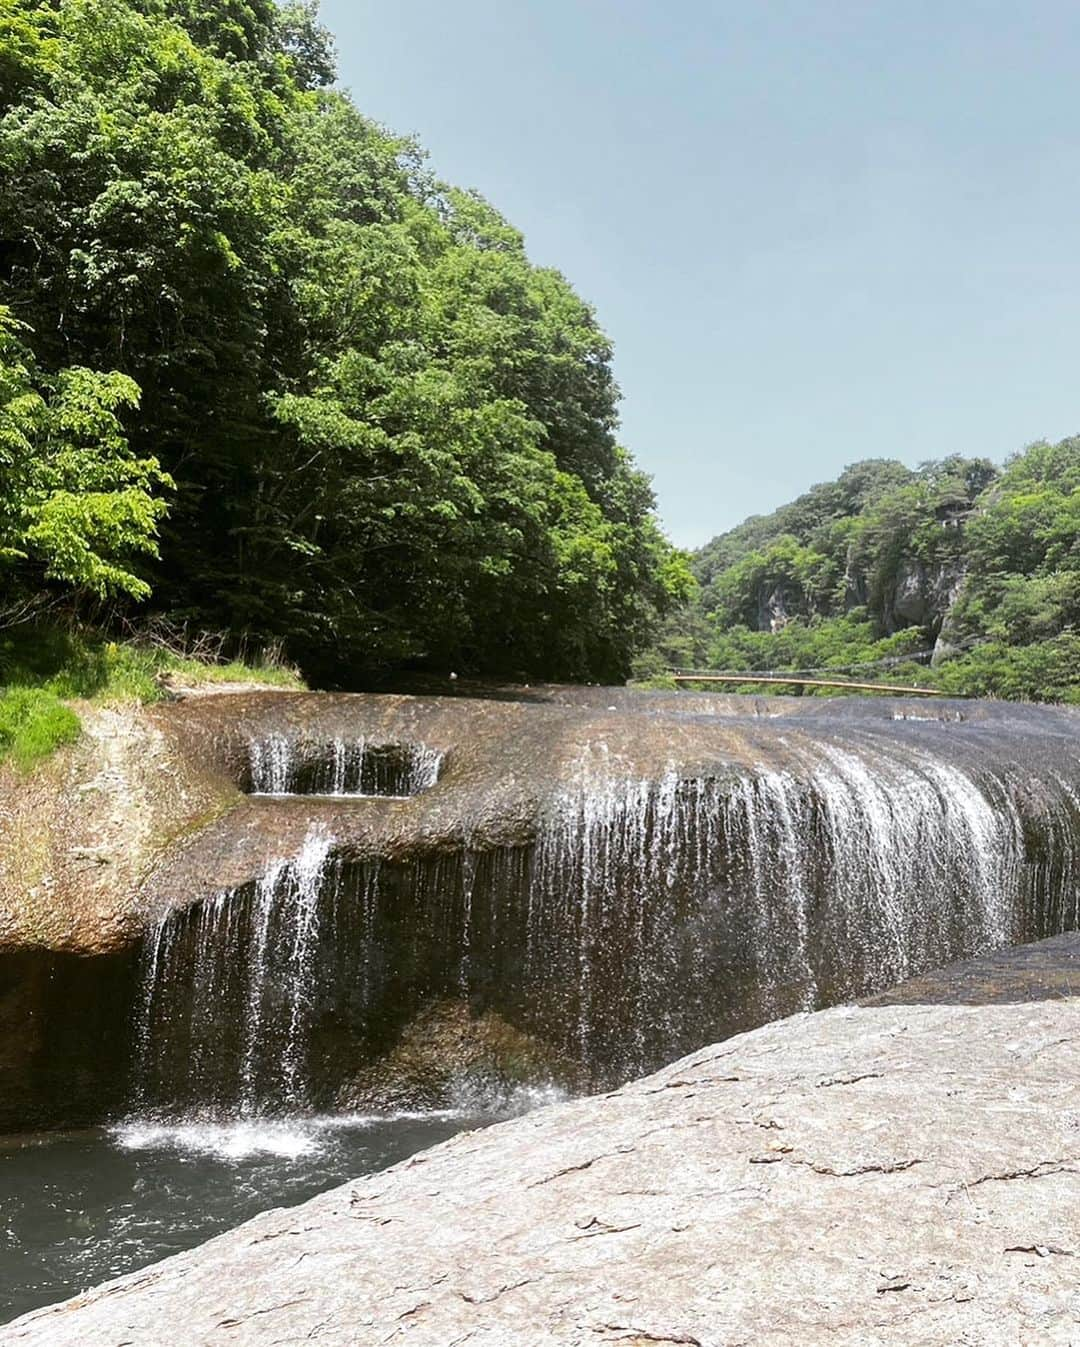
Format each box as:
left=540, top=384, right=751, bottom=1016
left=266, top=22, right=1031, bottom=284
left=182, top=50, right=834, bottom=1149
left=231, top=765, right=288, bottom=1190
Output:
left=248, top=733, right=292, bottom=795
left=523, top=738, right=1053, bottom=1081
left=132, top=734, right=1080, bottom=1114
left=248, top=736, right=442, bottom=797
left=134, top=827, right=335, bottom=1115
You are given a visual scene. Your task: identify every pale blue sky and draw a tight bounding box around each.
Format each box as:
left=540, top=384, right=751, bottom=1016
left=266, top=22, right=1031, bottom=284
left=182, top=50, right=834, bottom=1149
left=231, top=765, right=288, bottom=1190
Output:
left=319, top=0, right=1080, bottom=548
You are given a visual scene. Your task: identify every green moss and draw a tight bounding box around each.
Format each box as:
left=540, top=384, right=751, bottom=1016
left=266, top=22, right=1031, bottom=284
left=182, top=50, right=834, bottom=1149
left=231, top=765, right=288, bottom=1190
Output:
left=0, top=688, right=81, bottom=772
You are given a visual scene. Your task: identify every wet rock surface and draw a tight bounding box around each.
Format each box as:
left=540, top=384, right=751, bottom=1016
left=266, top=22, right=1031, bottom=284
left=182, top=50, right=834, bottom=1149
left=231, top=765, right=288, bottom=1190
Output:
left=5, top=686, right=1080, bottom=957
left=0, top=946, right=137, bottom=1130
left=101, top=687, right=1080, bottom=955
left=4, top=687, right=1080, bottom=1127
left=8, top=950, right=1080, bottom=1346
left=336, top=998, right=575, bottom=1111
left=867, top=929, right=1080, bottom=1006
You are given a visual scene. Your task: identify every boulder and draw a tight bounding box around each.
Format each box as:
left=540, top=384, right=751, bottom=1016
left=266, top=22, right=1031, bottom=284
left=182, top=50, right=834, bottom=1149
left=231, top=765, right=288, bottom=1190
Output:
left=336, top=998, right=578, bottom=1111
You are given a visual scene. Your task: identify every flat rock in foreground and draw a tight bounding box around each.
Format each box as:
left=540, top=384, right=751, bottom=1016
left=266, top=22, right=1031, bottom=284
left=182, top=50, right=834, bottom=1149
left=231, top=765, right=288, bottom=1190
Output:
left=7, top=995, right=1080, bottom=1346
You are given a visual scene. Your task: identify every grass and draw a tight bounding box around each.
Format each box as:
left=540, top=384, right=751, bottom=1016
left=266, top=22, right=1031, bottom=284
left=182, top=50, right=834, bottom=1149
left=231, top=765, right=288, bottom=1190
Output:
left=149, top=655, right=305, bottom=691
left=0, top=622, right=305, bottom=772
left=0, top=687, right=82, bottom=772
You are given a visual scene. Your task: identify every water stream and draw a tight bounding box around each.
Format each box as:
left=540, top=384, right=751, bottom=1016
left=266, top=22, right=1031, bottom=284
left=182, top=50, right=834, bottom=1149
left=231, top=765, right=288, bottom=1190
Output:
left=0, top=1111, right=485, bottom=1322
left=132, top=726, right=1080, bottom=1111
left=248, top=734, right=443, bottom=797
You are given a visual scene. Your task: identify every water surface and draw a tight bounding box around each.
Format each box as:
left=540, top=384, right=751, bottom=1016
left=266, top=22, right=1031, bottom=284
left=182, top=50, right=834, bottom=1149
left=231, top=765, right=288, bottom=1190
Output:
left=0, top=1110, right=483, bottom=1324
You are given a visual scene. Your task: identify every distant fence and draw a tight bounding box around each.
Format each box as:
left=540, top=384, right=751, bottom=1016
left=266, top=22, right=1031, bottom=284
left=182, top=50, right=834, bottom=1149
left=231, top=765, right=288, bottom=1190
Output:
left=670, top=673, right=952, bottom=697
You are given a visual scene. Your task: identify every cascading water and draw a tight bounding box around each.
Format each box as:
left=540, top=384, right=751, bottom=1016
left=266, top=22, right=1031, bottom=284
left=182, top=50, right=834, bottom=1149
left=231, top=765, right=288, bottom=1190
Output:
left=247, top=732, right=291, bottom=795
left=135, top=826, right=335, bottom=1115
left=247, top=735, right=442, bottom=797
left=132, top=724, right=1080, bottom=1114
left=522, top=734, right=1055, bottom=1080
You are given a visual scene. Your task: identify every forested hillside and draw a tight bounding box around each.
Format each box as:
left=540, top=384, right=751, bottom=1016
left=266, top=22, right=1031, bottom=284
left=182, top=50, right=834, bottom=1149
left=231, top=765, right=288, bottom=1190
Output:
left=639, top=437, right=1080, bottom=702
left=0, top=0, right=688, bottom=687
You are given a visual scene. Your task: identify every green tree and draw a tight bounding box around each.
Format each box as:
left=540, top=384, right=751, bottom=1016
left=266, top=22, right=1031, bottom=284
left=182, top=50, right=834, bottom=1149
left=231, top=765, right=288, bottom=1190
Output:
left=0, top=0, right=683, bottom=682
left=0, top=309, right=170, bottom=599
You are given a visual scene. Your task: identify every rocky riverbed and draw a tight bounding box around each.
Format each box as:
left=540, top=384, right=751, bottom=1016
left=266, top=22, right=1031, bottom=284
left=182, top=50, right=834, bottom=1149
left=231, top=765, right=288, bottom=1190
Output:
left=7, top=936, right=1080, bottom=1345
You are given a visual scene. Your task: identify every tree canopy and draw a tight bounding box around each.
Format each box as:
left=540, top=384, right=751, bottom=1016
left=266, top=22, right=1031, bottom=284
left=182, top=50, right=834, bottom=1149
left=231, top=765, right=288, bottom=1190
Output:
left=0, top=307, right=170, bottom=599
left=0, top=0, right=687, bottom=683
left=642, top=440, right=1080, bottom=703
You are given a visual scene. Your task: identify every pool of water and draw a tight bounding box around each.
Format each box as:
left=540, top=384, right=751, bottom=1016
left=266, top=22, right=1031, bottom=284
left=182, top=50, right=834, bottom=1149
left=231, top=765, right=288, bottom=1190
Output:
left=0, top=1109, right=492, bottom=1324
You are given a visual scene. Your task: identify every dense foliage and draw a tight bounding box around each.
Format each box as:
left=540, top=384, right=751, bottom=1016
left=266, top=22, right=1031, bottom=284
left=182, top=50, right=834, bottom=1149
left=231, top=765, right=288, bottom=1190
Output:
left=641, top=438, right=1080, bottom=703
left=0, top=0, right=686, bottom=685
left=0, top=307, right=169, bottom=598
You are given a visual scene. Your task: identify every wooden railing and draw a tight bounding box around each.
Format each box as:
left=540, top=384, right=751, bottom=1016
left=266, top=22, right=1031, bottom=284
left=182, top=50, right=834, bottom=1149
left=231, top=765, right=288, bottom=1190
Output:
left=670, top=673, right=952, bottom=697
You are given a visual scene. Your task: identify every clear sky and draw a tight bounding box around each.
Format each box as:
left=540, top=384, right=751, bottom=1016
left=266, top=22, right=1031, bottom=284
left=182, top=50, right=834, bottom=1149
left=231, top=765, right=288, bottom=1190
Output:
left=318, top=0, right=1080, bottom=548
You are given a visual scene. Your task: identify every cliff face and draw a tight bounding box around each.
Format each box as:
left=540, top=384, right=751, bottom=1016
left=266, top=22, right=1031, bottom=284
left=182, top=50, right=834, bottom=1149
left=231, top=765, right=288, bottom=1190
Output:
left=689, top=455, right=995, bottom=652
left=745, top=551, right=967, bottom=640
left=881, top=556, right=967, bottom=635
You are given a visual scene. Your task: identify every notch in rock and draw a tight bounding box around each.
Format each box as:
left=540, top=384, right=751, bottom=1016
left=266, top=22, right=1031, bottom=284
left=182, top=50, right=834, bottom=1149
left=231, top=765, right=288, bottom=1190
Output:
left=245, top=734, right=443, bottom=798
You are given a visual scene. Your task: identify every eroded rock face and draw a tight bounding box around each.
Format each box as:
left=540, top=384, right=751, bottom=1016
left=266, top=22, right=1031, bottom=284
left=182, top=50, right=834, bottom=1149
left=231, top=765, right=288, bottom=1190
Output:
left=5, top=687, right=1080, bottom=959
left=885, top=557, right=967, bottom=635
left=8, top=986, right=1080, bottom=1346
left=4, top=688, right=1080, bottom=1127
left=0, top=704, right=238, bottom=956
left=867, top=928, right=1080, bottom=1007
left=0, top=946, right=137, bottom=1129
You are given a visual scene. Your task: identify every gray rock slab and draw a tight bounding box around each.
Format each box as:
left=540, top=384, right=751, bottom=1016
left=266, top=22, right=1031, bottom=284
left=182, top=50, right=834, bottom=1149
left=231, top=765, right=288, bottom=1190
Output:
left=7, top=995, right=1080, bottom=1346
left=867, top=930, right=1080, bottom=1007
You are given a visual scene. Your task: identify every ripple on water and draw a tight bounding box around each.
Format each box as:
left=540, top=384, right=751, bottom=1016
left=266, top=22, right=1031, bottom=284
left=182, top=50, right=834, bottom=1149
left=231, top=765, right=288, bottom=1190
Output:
left=111, top=1111, right=465, bottom=1161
